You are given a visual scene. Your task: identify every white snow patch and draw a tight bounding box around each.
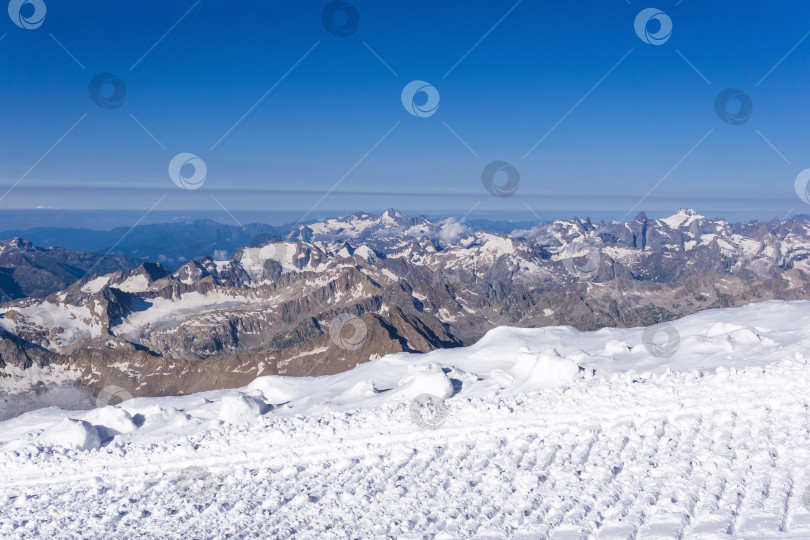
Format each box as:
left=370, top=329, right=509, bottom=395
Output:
left=218, top=393, right=265, bottom=425
left=81, top=276, right=109, bottom=294
left=116, top=274, right=149, bottom=293
left=1, top=301, right=810, bottom=538
left=38, top=418, right=102, bottom=451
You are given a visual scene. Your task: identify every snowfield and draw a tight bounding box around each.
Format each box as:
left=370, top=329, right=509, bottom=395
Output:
left=2, top=301, right=810, bottom=538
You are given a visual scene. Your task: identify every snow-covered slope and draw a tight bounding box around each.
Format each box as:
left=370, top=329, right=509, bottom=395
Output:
left=2, top=301, right=810, bottom=538
left=3, top=207, right=810, bottom=405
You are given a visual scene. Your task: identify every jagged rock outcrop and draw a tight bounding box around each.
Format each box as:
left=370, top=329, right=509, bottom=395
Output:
left=2, top=209, right=810, bottom=402
left=0, top=238, right=138, bottom=302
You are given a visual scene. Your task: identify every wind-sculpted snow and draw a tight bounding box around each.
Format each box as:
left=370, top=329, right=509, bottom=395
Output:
left=1, top=302, right=810, bottom=537
left=2, top=208, right=810, bottom=400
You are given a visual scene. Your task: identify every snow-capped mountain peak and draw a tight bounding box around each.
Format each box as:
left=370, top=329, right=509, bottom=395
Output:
left=661, top=208, right=705, bottom=229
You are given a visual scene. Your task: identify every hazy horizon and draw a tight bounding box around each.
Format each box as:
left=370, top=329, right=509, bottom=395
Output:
left=2, top=0, right=809, bottom=228
left=1, top=205, right=806, bottom=233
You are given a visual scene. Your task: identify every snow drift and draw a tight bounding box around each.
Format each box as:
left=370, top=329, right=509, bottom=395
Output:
left=0, top=300, right=808, bottom=451
left=2, top=300, right=810, bottom=538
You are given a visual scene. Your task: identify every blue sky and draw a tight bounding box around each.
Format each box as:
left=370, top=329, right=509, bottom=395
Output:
left=1, top=0, right=809, bottom=227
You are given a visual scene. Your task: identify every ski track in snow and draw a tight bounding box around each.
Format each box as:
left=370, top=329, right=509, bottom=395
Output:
left=1, top=302, right=810, bottom=538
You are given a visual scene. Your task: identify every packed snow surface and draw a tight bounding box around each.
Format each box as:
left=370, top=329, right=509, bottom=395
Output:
left=2, top=301, right=810, bottom=538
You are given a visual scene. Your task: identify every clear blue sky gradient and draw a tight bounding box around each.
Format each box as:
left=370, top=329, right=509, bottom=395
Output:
left=1, top=0, right=809, bottom=226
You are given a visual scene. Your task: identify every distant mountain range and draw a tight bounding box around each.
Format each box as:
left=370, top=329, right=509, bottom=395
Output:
left=0, top=216, right=536, bottom=301
left=0, top=220, right=286, bottom=271
left=0, top=217, right=536, bottom=273
left=0, top=238, right=138, bottom=303
left=1, top=208, right=809, bottom=406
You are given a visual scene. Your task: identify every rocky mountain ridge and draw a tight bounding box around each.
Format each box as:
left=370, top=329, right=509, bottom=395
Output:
left=1, top=208, right=809, bottom=407
left=0, top=237, right=139, bottom=302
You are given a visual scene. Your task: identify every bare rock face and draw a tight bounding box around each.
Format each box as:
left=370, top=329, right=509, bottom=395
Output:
left=0, top=330, right=55, bottom=371
left=2, top=209, right=810, bottom=405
